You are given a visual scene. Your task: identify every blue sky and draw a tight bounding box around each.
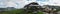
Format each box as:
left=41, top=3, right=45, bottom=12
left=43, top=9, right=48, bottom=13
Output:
left=0, top=0, right=60, bottom=8
left=36, top=0, right=49, bottom=2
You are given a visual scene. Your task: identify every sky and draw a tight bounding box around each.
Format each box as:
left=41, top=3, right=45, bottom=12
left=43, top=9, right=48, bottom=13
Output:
left=0, top=0, right=60, bottom=8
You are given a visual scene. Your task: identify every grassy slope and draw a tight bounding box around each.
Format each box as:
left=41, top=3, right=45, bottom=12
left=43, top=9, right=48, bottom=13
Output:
left=0, top=9, right=43, bottom=14
left=11, top=9, right=43, bottom=14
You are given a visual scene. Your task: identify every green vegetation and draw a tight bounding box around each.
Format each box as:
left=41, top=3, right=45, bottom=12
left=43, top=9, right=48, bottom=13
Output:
left=0, top=8, right=43, bottom=14
left=38, top=11, right=43, bottom=14
left=1, top=8, right=60, bottom=14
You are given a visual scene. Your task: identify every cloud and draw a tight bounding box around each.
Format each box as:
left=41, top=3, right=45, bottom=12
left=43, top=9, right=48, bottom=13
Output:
left=6, top=1, right=17, bottom=7
left=13, top=0, right=60, bottom=8
left=0, top=0, right=60, bottom=8
left=36, top=0, right=60, bottom=6
left=47, top=0, right=60, bottom=6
